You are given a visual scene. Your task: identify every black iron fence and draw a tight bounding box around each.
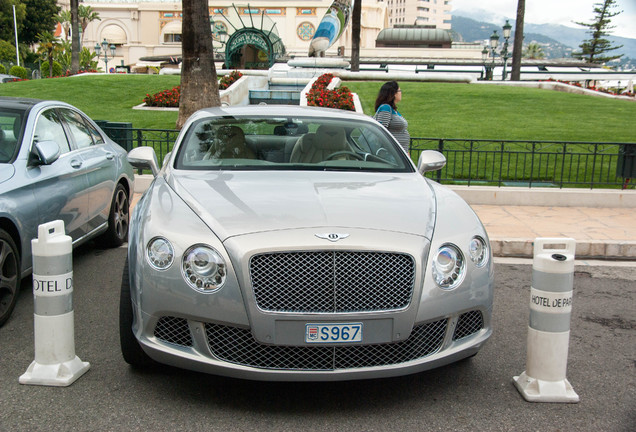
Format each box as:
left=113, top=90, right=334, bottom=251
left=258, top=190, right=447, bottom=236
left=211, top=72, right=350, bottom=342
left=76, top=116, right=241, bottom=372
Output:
left=412, top=138, right=635, bottom=189
left=100, top=125, right=636, bottom=189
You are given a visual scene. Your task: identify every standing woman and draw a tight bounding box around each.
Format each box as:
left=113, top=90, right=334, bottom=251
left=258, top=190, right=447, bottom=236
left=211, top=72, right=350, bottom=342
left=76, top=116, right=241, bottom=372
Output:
left=373, top=81, right=410, bottom=153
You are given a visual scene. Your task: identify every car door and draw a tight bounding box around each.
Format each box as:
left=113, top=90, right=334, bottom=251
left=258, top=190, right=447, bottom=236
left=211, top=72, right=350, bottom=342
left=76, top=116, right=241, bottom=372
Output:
left=57, top=108, right=119, bottom=235
left=28, top=107, right=89, bottom=241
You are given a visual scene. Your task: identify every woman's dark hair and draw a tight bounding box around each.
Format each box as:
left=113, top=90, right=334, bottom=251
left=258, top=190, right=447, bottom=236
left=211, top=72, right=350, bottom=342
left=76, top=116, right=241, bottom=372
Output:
left=374, top=81, right=400, bottom=111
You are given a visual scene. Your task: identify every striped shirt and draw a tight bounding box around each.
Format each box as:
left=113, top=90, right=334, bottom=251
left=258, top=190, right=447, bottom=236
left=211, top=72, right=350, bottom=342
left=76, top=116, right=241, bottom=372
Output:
left=374, top=104, right=410, bottom=152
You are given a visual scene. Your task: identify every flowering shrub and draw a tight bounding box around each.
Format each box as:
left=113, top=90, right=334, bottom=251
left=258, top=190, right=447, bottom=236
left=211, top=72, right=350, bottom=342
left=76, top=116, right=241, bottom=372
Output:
left=143, top=70, right=243, bottom=107
left=144, top=86, right=181, bottom=108
left=305, top=73, right=355, bottom=111
left=219, top=70, right=243, bottom=90
left=544, top=78, right=634, bottom=98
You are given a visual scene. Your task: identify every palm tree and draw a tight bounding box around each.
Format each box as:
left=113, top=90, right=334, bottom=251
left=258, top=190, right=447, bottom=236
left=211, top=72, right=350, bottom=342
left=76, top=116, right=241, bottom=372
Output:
left=56, top=10, right=71, bottom=40
left=523, top=42, right=545, bottom=59
left=36, top=31, right=62, bottom=77
left=79, top=5, right=100, bottom=43
left=350, top=0, right=361, bottom=72
left=176, top=0, right=220, bottom=129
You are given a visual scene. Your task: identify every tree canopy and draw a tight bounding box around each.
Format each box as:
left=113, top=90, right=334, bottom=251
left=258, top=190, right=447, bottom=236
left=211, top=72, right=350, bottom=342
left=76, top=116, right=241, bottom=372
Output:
left=573, top=0, right=623, bottom=64
left=0, top=0, right=26, bottom=42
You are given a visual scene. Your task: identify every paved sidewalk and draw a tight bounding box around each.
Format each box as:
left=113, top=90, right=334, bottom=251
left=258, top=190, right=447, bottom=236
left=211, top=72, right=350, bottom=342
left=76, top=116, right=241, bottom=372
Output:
left=473, top=205, right=636, bottom=260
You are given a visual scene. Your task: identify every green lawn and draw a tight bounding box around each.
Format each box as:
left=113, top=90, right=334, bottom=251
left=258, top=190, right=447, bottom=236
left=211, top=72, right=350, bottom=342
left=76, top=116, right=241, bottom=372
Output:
left=0, top=74, right=634, bottom=143
left=0, top=74, right=181, bottom=129
left=347, top=81, right=636, bottom=143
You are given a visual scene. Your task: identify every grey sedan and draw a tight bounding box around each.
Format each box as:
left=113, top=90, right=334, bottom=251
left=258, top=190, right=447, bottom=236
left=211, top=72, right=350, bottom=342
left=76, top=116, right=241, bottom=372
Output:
left=0, top=97, right=134, bottom=325
left=122, top=105, right=493, bottom=381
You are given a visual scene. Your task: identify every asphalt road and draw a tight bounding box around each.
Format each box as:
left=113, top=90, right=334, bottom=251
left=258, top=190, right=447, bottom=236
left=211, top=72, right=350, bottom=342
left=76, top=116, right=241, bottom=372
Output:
left=1, top=243, right=634, bottom=432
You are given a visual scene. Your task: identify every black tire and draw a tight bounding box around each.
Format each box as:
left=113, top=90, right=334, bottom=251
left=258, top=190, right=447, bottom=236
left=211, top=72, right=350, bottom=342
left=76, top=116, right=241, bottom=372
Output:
left=0, top=229, right=20, bottom=327
left=119, top=258, right=155, bottom=367
left=97, top=183, right=129, bottom=248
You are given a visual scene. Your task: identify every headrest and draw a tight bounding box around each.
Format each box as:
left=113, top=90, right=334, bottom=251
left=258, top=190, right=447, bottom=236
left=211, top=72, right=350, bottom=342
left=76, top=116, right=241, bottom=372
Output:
left=315, top=125, right=347, bottom=150
left=12, top=117, right=21, bottom=140
left=216, top=125, right=244, bottom=145
left=274, top=125, right=287, bottom=136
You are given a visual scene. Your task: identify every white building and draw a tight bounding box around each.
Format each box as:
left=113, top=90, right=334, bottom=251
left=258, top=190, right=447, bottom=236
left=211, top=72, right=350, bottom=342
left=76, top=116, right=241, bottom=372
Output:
left=379, top=0, right=451, bottom=29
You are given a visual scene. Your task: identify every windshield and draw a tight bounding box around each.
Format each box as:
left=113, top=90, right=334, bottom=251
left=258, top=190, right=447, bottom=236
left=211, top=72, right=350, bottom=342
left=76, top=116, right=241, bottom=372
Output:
left=0, top=109, right=24, bottom=163
left=174, top=115, right=413, bottom=172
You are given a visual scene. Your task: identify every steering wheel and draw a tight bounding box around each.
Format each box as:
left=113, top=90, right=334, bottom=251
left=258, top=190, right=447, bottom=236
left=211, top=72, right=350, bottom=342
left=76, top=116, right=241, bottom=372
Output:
left=325, top=151, right=364, bottom=161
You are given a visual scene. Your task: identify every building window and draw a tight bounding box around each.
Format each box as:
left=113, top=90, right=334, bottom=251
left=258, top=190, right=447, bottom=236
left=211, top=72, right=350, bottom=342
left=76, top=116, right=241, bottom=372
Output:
left=164, top=33, right=181, bottom=43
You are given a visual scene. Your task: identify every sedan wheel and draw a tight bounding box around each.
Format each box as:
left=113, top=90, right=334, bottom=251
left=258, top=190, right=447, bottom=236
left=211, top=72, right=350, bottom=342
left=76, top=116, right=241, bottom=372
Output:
left=0, top=230, right=20, bottom=327
left=97, top=184, right=129, bottom=248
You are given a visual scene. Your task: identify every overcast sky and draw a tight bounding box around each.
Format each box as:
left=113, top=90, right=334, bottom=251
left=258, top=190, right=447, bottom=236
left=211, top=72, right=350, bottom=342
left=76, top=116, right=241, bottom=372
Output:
left=451, top=0, right=636, bottom=39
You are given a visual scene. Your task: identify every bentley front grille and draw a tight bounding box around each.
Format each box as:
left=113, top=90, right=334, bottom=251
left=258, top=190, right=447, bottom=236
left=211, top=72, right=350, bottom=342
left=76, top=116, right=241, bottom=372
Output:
left=452, top=310, right=484, bottom=341
left=205, top=320, right=446, bottom=371
left=250, top=251, right=416, bottom=313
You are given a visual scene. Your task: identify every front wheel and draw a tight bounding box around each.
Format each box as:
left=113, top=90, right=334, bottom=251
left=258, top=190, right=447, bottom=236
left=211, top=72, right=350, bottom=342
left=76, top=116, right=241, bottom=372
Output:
left=97, top=183, right=129, bottom=248
left=119, top=258, right=154, bottom=367
left=0, top=230, right=20, bottom=327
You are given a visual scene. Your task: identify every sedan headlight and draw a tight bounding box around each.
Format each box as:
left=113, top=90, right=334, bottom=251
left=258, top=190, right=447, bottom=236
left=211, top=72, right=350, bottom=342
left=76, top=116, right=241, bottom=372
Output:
left=432, top=244, right=465, bottom=289
left=147, top=237, right=174, bottom=270
left=469, top=236, right=489, bottom=267
left=182, top=245, right=227, bottom=292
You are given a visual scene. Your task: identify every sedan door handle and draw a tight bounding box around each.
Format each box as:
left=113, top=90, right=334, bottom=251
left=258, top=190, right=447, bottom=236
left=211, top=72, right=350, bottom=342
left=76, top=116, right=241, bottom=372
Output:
left=70, top=159, right=83, bottom=169
left=105, top=152, right=115, bottom=160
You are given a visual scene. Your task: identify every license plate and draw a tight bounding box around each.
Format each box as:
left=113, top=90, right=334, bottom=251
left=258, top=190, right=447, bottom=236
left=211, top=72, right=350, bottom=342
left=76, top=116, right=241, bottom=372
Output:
left=305, top=323, right=363, bottom=343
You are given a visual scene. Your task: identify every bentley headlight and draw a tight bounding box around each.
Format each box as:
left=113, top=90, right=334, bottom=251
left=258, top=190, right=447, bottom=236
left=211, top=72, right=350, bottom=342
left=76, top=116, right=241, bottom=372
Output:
left=432, top=244, right=465, bottom=289
left=147, top=237, right=174, bottom=270
left=182, top=245, right=226, bottom=292
left=469, top=236, right=489, bottom=267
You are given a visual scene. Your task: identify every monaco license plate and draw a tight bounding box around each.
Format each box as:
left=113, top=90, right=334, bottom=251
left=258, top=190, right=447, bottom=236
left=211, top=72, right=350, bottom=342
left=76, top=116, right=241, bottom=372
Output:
left=305, top=323, right=363, bottom=343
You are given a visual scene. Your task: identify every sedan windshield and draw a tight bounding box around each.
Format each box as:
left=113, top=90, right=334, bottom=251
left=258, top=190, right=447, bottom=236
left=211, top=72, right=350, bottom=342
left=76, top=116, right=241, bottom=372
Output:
left=174, top=116, right=413, bottom=172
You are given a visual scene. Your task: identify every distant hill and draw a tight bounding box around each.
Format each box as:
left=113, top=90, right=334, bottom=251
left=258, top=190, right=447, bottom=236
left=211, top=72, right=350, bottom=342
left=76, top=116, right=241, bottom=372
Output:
left=451, top=11, right=636, bottom=65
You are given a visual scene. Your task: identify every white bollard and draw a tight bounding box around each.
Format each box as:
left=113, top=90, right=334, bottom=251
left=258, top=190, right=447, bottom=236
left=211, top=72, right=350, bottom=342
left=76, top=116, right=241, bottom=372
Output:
left=513, top=237, right=579, bottom=403
left=19, top=220, right=90, bottom=386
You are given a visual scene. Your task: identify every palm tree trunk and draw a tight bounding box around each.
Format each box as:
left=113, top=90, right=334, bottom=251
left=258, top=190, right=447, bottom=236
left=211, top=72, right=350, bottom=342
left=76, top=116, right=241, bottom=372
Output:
left=176, top=0, right=220, bottom=129
left=510, top=0, right=525, bottom=81
left=70, top=0, right=80, bottom=73
left=350, top=0, right=361, bottom=72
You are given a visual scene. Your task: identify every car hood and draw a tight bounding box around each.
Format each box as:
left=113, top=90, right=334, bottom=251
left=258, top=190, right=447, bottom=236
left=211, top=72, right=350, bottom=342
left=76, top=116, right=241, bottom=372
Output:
left=167, top=170, right=436, bottom=241
left=0, top=164, right=15, bottom=184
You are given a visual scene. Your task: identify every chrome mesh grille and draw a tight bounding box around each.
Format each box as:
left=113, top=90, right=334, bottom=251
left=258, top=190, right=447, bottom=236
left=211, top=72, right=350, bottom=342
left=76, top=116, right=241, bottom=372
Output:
left=250, top=251, right=416, bottom=313
left=205, top=320, right=446, bottom=371
left=154, top=316, right=193, bottom=347
left=453, top=310, right=484, bottom=340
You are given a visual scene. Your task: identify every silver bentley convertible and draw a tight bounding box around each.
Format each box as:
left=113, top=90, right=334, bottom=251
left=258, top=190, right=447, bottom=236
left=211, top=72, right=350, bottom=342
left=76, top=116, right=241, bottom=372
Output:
left=121, top=105, right=493, bottom=381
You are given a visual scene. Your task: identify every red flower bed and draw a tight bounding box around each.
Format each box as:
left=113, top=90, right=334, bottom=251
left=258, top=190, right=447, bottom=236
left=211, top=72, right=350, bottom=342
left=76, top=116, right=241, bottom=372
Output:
left=305, top=73, right=355, bottom=111
left=143, top=70, right=243, bottom=107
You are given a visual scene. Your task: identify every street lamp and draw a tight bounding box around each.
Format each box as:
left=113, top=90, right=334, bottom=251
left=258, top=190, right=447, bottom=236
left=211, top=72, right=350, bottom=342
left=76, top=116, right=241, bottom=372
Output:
left=482, top=20, right=513, bottom=80
left=214, top=31, right=228, bottom=59
left=94, top=38, right=116, bottom=73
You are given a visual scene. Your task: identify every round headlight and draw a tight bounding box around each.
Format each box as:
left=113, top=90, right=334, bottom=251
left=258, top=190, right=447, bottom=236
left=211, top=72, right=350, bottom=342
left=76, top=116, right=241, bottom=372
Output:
left=432, top=244, right=465, bottom=289
left=182, top=245, right=226, bottom=292
left=469, top=236, right=489, bottom=267
left=147, top=237, right=174, bottom=270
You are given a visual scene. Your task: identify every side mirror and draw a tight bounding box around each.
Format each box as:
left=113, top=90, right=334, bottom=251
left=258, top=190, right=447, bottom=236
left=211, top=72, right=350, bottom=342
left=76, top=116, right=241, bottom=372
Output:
left=417, top=150, right=446, bottom=174
left=128, top=146, right=160, bottom=176
left=33, top=140, right=61, bottom=165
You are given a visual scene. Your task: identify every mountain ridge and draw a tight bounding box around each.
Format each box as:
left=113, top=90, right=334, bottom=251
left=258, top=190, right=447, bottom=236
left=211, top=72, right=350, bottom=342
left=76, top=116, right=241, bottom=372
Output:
left=451, top=10, right=636, bottom=62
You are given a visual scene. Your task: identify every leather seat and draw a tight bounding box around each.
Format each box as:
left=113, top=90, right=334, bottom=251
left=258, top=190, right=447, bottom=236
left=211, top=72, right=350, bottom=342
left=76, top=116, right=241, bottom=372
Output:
left=290, top=125, right=350, bottom=163
left=204, top=125, right=255, bottom=160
